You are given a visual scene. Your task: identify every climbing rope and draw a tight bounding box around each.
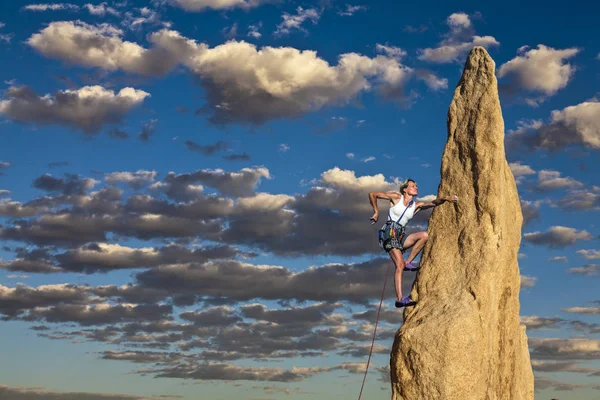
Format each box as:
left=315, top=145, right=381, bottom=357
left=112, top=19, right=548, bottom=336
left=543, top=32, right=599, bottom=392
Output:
left=357, top=259, right=392, bottom=400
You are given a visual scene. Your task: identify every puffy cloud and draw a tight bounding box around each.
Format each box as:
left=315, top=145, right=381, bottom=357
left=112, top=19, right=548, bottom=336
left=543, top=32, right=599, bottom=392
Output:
left=529, top=337, right=600, bottom=360
left=138, top=362, right=321, bottom=382
left=122, top=8, right=169, bottom=31
left=0, top=211, right=223, bottom=246
left=1, top=167, right=429, bottom=257
left=520, top=315, right=564, bottom=330
left=562, top=307, right=600, bottom=314
left=33, top=173, right=99, bottom=195
left=23, top=3, right=80, bottom=11
left=170, top=0, right=273, bottom=12
left=99, top=350, right=181, bottom=364
left=27, top=22, right=197, bottom=76
left=507, top=99, right=600, bottom=151
left=523, top=226, right=593, bottom=248
left=85, top=3, right=120, bottom=17
left=0, top=385, right=178, bottom=400
left=568, top=264, right=600, bottom=276
left=549, top=256, right=567, bottom=262
left=414, top=69, right=448, bottom=91
left=0, top=283, right=92, bottom=318
left=275, top=7, right=321, bottom=36
left=185, top=41, right=416, bottom=123
left=240, top=302, right=341, bottom=324
left=134, top=257, right=413, bottom=304
left=531, top=360, right=600, bottom=374
left=180, top=305, right=241, bottom=326
left=577, top=249, right=600, bottom=260
left=338, top=5, right=367, bottom=16
left=0, top=85, right=149, bottom=134
left=105, top=170, right=157, bottom=189
left=556, top=189, right=600, bottom=211
left=26, top=22, right=441, bottom=124
left=535, top=169, right=584, bottom=191
left=509, top=162, right=536, bottom=177
left=6, top=242, right=240, bottom=274
left=497, top=45, right=580, bottom=96
left=534, top=376, right=586, bottom=391
left=0, top=198, right=47, bottom=217
left=158, top=167, right=271, bottom=198
left=23, top=302, right=173, bottom=326
left=417, top=12, right=499, bottom=63
left=520, top=275, right=537, bottom=289
left=247, top=23, right=262, bottom=39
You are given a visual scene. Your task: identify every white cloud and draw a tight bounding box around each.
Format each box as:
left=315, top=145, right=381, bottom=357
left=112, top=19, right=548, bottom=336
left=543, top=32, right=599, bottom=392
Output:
left=345, top=153, right=354, bottom=159
left=105, top=170, right=158, bottom=188
left=278, top=144, right=290, bottom=152
left=248, top=22, right=262, bottom=39
left=568, top=264, right=600, bottom=276
left=497, top=45, right=579, bottom=96
left=338, top=4, right=366, bottom=16
left=536, top=169, right=584, bottom=191
left=0, top=22, right=13, bottom=43
left=446, top=12, right=471, bottom=30
left=275, top=7, right=321, bottom=36
left=319, top=167, right=397, bottom=192
left=548, top=256, right=567, bottom=262
left=361, top=156, right=375, bottom=163
left=0, top=85, right=149, bottom=134
left=577, top=249, right=600, bottom=260
left=520, top=315, right=563, bottom=330
left=417, top=12, right=499, bottom=63
left=27, top=21, right=193, bottom=76
left=414, top=69, right=448, bottom=91
left=26, top=22, right=436, bottom=124
left=85, top=2, right=120, bottom=16
left=507, top=99, right=600, bottom=151
left=171, top=0, right=272, bottom=12
left=523, top=226, right=593, bottom=247
left=123, top=7, right=169, bottom=30
left=520, top=275, right=537, bottom=288
left=235, top=193, right=294, bottom=212
left=375, top=44, right=406, bottom=60
left=23, top=3, right=80, bottom=11
left=562, top=307, right=600, bottom=314
left=509, top=162, right=536, bottom=177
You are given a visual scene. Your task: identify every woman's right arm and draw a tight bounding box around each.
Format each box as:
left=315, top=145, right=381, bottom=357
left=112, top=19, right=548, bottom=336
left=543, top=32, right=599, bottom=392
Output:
left=368, top=191, right=396, bottom=223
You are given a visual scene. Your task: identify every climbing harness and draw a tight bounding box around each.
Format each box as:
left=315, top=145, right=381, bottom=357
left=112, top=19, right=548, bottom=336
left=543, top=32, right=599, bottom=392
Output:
left=357, top=258, right=392, bottom=400
left=378, top=199, right=414, bottom=253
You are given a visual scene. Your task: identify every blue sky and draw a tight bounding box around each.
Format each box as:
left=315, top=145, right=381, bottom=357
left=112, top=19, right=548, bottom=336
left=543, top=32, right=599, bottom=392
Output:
left=0, top=0, right=599, bottom=399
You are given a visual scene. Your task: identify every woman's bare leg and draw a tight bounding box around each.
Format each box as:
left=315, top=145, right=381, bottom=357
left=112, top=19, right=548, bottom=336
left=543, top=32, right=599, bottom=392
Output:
left=389, top=248, right=405, bottom=300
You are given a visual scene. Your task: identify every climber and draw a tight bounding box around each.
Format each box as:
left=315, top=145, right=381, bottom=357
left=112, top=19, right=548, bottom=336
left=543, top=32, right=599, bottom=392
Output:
left=369, top=179, right=458, bottom=308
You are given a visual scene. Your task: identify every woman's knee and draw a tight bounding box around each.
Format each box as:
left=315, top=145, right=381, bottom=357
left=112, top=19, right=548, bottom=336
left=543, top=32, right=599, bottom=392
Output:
left=389, top=251, right=404, bottom=267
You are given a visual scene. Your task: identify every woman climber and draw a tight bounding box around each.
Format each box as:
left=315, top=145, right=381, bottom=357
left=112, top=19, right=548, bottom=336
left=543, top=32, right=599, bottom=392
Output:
left=368, top=179, right=458, bottom=308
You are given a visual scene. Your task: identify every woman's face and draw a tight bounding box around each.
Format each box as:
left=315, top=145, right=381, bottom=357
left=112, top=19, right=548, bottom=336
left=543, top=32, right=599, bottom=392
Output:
left=406, top=181, right=418, bottom=195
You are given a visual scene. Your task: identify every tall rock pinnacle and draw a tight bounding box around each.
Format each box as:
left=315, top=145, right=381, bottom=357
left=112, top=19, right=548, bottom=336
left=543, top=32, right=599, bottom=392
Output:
left=389, top=47, right=534, bottom=399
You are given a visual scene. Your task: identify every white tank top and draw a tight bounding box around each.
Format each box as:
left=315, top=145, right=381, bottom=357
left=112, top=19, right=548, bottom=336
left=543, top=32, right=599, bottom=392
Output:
left=387, top=195, right=416, bottom=227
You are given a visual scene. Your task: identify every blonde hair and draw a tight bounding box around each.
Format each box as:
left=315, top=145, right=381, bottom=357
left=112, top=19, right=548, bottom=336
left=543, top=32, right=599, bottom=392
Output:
left=399, top=179, right=415, bottom=195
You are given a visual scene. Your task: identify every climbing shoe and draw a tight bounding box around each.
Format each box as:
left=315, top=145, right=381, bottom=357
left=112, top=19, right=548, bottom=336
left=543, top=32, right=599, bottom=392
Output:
left=395, top=296, right=417, bottom=308
left=404, top=261, right=420, bottom=271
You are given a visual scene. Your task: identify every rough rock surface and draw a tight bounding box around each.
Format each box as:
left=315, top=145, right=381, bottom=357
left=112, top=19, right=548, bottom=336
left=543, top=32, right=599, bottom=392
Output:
left=389, top=47, right=534, bottom=399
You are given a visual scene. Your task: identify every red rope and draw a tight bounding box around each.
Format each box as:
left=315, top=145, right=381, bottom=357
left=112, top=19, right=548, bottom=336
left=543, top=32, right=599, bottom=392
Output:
left=357, top=260, right=392, bottom=400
